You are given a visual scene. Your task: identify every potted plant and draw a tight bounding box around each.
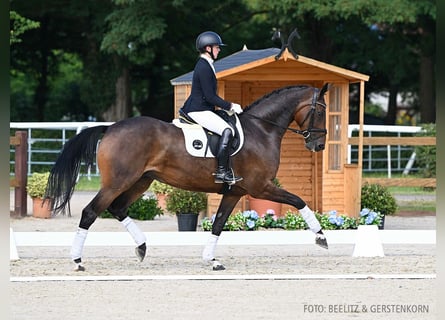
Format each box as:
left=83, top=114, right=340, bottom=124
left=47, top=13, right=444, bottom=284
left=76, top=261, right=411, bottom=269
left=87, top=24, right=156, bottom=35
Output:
left=148, top=180, right=174, bottom=212
left=26, top=172, right=52, bottom=218
left=247, top=177, right=283, bottom=217
left=361, top=183, right=398, bottom=229
left=165, top=187, right=208, bottom=231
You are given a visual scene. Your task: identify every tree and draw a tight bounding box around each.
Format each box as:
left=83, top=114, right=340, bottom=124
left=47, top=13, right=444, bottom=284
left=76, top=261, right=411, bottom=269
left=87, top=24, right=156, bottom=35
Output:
left=256, top=0, right=436, bottom=124
left=99, top=0, right=259, bottom=121
left=10, top=11, right=40, bottom=45
left=11, top=0, right=258, bottom=122
left=10, top=0, right=435, bottom=125
left=10, top=0, right=108, bottom=121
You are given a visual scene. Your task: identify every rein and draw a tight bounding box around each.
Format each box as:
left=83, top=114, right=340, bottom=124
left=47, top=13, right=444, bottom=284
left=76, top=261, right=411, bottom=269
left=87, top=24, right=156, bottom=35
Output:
left=244, top=89, right=327, bottom=140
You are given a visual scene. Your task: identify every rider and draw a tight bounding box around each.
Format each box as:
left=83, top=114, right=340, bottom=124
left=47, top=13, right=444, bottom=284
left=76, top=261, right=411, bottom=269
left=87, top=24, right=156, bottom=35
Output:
left=182, top=31, right=243, bottom=185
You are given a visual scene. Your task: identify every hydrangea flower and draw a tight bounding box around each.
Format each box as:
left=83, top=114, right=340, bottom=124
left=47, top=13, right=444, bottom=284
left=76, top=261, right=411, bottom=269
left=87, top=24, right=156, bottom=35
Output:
left=328, top=215, right=337, bottom=224
left=335, top=216, right=344, bottom=226
left=360, top=208, right=379, bottom=224
left=327, top=210, right=344, bottom=226
left=242, top=210, right=259, bottom=230
left=360, top=208, right=371, bottom=217
left=365, top=210, right=378, bottom=224
left=246, top=219, right=256, bottom=229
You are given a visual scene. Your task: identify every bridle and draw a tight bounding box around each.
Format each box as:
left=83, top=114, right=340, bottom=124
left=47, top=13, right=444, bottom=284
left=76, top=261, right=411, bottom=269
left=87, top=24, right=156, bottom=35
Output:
left=245, top=88, right=327, bottom=142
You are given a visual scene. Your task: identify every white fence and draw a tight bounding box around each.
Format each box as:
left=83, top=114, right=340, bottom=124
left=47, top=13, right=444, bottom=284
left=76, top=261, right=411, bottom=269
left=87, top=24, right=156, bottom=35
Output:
left=10, top=122, right=113, bottom=176
left=10, top=122, right=426, bottom=177
left=348, top=124, right=423, bottom=178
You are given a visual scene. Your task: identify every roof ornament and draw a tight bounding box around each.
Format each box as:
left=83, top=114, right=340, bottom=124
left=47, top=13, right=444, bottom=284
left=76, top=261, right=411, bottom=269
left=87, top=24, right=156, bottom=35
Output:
left=272, top=28, right=301, bottom=60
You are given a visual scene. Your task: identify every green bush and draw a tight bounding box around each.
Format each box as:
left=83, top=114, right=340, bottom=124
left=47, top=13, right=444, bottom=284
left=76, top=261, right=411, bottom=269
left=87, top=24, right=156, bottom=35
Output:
left=361, top=183, right=397, bottom=215
left=283, top=211, right=307, bottom=230
left=415, top=123, right=436, bottom=178
left=101, top=195, right=163, bottom=220
left=149, top=180, right=174, bottom=195
left=26, top=172, right=50, bottom=198
left=165, top=188, right=207, bottom=214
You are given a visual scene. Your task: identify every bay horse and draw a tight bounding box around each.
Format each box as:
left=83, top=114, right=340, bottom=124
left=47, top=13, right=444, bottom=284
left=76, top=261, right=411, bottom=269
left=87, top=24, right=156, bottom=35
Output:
left=45, top=83, right=329, bottom=271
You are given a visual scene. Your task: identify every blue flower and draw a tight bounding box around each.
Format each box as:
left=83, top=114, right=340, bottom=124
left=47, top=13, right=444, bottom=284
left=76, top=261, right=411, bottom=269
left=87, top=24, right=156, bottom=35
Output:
left=328, top=215, right=337, bottom=224
left=250, top=210, right=259, bottom=220
left=336, top=216, right=344, bottom=226
left=329, top=210, right=337, bottom=216
left=243, top=210, right=259, bottom=220
left=360, top=208, right=371, bottom=217
left=365, top=211, right=378, bottom=224
left=246, top=219, right=256, bottom=229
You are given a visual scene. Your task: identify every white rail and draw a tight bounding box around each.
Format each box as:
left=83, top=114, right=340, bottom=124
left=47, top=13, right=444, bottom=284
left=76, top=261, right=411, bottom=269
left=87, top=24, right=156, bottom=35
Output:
left=10, top=122, right=426, bottom=178
left=10, top=122, right=113, bottom=176
left=348, top=124, right=423, bottom=178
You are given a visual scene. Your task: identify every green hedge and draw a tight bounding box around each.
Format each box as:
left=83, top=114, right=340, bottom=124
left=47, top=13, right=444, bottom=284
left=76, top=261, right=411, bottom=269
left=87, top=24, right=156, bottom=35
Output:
left=100, top=195, right=163, bottom=220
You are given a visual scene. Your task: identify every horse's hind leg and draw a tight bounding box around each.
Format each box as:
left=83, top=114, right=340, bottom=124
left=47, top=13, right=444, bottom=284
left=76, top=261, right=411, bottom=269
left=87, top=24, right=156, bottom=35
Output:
left=107, top=176, right=154, bottom=262
left=71, top=189, right=119, bottom=271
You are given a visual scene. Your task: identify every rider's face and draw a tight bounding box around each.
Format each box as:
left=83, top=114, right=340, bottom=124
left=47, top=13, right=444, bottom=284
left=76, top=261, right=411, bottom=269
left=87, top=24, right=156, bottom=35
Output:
left=207, top=45, right=220, bottom=59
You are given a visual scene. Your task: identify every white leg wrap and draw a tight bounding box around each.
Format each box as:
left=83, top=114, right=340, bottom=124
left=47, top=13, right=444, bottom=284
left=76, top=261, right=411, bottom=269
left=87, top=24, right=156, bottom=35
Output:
left=202, top=234, right=219, bottom=261
left=299, top=206, right=322, bottom=233
left=121, top=217, right=146, bottom=246
left=70, top=228, right=88, bottom=261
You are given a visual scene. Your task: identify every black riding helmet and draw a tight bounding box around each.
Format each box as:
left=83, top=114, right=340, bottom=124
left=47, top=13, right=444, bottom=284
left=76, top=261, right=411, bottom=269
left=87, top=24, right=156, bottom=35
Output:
left=195, top=31, right=226, bottom=55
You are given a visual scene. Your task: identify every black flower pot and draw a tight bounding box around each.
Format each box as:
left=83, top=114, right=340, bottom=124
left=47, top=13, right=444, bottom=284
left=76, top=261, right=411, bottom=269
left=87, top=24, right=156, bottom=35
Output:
left=176, top=213, right=198, bottom=231
left=378, top=215, right=385, bottom=230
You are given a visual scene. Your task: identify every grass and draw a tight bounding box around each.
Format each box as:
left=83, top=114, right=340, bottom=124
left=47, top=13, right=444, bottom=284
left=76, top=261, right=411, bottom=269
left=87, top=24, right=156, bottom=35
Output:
left=387, top=186, right=436, bottom=195
left=396, top=201, right=436, bottom=212
left=74, top=176, right=101, bottom=191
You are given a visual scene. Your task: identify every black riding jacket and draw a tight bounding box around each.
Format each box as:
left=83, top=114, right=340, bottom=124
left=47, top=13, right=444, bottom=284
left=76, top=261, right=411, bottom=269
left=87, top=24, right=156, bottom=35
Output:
left=182, top=58, right=231, bottom=113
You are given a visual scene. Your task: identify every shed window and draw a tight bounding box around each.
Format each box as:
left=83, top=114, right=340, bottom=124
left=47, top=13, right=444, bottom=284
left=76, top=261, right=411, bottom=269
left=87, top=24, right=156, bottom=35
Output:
left=328, top=85, right=342, bottom=171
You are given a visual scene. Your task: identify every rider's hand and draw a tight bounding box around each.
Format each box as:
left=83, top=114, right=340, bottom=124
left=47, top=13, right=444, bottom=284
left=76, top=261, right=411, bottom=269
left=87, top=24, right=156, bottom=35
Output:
left=230, top=103, right=243, bottom=114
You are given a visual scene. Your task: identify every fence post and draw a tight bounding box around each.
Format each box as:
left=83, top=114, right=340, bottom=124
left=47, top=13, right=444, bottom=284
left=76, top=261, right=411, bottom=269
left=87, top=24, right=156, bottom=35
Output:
left=14, top=131, right=28, bottom=217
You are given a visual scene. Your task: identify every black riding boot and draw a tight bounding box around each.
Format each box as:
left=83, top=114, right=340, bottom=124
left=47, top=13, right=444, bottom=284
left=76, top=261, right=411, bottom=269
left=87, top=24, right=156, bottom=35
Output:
left=214, top=128, right=243, bottom=185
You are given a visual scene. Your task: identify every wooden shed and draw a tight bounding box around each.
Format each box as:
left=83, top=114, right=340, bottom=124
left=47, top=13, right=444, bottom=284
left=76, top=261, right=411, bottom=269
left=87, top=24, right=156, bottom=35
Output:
left=170, top=46, right=369, bottom=217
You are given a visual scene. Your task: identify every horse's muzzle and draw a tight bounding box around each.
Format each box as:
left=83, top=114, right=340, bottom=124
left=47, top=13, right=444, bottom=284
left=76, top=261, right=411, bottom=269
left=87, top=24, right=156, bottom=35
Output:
left=306, top=142, right=325, bottom=152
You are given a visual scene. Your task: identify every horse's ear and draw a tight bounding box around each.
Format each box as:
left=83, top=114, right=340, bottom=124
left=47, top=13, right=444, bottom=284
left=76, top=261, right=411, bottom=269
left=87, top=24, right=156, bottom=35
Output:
left=319, top=83, right=330, bottom=98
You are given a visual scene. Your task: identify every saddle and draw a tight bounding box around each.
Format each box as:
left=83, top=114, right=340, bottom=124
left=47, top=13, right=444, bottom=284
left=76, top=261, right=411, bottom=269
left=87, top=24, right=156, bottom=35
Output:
left=172, top=108, right=244, bottom=158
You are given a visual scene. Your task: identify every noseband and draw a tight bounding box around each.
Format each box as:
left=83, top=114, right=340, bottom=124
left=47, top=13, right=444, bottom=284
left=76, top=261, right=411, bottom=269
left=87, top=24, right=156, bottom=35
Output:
left=246, top=88, right=327, bottom=142
left=295, top=89, right=328, bottom=143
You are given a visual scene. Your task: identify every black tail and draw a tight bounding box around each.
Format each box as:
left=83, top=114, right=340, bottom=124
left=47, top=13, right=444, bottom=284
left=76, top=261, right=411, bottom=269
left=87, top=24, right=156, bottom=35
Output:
left=44, top=125, right=109, bottom=215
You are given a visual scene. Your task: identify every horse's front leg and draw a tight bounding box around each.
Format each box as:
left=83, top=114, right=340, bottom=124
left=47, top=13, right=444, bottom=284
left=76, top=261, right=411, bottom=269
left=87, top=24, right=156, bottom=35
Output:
left=258, top=185, right=328, bottom=249
left=202, top=193, right=241, bottom=271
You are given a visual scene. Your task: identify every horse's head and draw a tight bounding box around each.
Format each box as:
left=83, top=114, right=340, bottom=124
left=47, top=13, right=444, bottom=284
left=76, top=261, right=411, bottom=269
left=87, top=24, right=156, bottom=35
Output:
left=294, top=84, right=329, bottom=152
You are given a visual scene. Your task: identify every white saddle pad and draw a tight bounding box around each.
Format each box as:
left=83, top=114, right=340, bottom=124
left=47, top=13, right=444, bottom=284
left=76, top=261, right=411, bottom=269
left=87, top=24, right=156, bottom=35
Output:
left=172, top=117, right=244, bottom=158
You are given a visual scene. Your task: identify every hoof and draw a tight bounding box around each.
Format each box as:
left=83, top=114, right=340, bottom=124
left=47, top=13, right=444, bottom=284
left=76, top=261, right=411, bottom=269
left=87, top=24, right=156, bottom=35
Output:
left=211, top=259, right=226, bottom=271
left=73, top=258, right=85, bottom=271
left=75, top=264, right=86, bottom=272
left=315, top=234, right=328, bottom=249
left=135, top=243, right=147, bottom=262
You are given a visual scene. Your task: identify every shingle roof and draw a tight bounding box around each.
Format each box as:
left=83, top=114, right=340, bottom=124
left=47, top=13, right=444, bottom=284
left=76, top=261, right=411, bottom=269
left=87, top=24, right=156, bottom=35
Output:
left=170, top=48, right=280, bottom=85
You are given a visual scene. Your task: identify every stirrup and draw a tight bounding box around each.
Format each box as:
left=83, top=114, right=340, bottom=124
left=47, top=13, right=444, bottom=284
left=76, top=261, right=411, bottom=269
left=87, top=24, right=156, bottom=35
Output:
left=222, top=169, right=243, bottom=185
left=213, top=169, right=226, bottom=184
left=213, top=169, right=242, bottom=185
